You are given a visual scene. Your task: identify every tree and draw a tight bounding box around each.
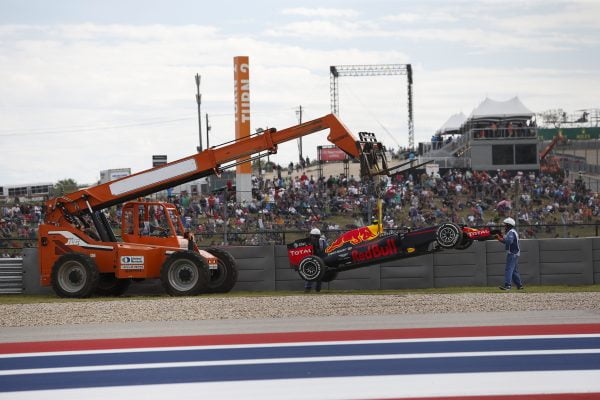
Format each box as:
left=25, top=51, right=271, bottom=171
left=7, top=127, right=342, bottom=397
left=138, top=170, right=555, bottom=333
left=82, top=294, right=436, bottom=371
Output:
left=539, top=109, right=567, bottom=128
left=53, top=179, right=78, bottom=196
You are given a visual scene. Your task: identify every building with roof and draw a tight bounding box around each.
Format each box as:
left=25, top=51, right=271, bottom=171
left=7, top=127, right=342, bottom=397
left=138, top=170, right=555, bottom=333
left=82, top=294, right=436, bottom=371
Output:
left=420, top=97, right=539, bottom=171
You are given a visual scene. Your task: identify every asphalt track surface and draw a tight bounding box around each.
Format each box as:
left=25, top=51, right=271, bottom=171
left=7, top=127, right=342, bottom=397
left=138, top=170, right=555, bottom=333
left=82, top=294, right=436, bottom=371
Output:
left=1, top=311, right=600, bottom=399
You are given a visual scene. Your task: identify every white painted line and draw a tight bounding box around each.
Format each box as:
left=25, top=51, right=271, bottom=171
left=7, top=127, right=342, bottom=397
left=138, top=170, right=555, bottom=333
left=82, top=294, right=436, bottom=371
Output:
left=2, top=333, right=599, bottom=359
left=2, top=370, right=600, bottom=400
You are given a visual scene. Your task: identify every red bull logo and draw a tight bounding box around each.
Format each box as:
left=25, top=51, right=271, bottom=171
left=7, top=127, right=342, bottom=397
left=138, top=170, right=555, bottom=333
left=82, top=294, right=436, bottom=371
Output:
left=351, top=239, right=398, bottom=263
left=326, top=225, right=380, bottom=253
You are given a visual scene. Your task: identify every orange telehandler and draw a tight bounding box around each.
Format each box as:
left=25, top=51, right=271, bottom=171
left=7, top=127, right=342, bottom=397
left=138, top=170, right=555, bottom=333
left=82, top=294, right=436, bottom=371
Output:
left=539, top=131, right=565, bottom=175
left=38, top=114, right=389, bottom=298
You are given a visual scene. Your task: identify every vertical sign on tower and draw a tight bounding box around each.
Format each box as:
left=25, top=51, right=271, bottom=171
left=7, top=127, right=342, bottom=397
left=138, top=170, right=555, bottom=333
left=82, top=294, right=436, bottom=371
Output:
left=233, top=56, right=252, bottom=202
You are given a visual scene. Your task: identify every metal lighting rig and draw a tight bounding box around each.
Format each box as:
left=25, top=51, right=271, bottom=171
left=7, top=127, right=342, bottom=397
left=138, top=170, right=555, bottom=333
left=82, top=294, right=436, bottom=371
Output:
left=329, top=64, right=414, bottom=150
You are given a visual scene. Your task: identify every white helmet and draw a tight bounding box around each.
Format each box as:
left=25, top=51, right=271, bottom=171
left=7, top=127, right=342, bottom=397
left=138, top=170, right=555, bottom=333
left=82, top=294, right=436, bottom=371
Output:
left=310, top=228, right=321, bottom=236
left=503, top=217, right=516, bottom=226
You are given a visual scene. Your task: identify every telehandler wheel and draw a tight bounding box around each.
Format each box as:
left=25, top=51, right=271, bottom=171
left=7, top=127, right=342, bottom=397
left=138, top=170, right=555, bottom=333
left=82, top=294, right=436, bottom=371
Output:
left=297, top=255, right=326, bottom=282
left=94, top=274, right=131, bottom=296
left=205, top=247, right=238, bottom=293
left=161, top=251, right=209, bottom=296
left=435, top=223, right=463, bottom=249
left=51, top=253, right=100, bottom=298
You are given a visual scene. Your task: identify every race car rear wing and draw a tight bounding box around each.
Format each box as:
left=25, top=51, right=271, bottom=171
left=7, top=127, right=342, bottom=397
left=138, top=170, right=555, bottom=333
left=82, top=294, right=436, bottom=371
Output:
left=286, top=238, right=313, bottom=268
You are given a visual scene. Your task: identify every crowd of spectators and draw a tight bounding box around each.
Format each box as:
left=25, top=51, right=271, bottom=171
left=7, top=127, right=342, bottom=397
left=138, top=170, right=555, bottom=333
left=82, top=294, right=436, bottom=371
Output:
left=2, top=166, right=600, bottom=253
left=168, top=167, right=599, bottom=245
left=471, top=120, right=537, bottom=139
left=0, top=203, right=41, bottom=256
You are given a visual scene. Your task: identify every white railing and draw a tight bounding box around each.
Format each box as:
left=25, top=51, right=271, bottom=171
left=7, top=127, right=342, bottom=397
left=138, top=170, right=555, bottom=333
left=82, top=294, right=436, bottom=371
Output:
left=422, top=133, right=470, bottom=157
left=470, top=127, right=537, bottom=140
left=418, top=156, right=471, bottom=169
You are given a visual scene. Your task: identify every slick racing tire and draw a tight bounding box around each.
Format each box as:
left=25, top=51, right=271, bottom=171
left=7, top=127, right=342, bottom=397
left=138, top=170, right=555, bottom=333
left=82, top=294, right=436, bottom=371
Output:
left=454, top=236, right=474, bottom=250
left=51, top=253, right=100, bottom=298
left=321, top=269, right=339, bottom=283
left=94, top=274, right=131, bottom=297
left=204, top=247, right=238, bottom=294
left=297, top=255, right=326, bottom=282
left=161, top=251, right=209, bottom=296
left=435, top=223, right=463, bottom=249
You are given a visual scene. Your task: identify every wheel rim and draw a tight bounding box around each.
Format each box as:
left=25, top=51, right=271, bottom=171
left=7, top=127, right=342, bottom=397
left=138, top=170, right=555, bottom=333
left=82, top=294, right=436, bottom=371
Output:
left=439, top=226, right=457, bottom=245
left=168, top=259, right=199, bottom=292
left=300, top=259, right=320, bottom=280
left=58, top=260, right=86, bottom=293
left=209, top=259, right=226, bottom=287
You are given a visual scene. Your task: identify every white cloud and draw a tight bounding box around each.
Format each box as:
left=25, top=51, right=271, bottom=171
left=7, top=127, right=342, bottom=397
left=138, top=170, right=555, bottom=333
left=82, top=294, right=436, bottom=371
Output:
left=272, top=2, right=600, bottom=53
left=382, top=12, right=458, bottom=23
left=492, top=1, right=600, bottom=32
left=265, top=20, right=373, bottom=39
left=0, top=14, right=598, bottom=186
left=281, top=7, right=359, bottom=18
left=382, top=13, right=420, bottom=23
left=0, top=24, right=408, bottom=185
left=265, top=19, right=597, bottom=52
left=414, top=66, right=600, bottom=133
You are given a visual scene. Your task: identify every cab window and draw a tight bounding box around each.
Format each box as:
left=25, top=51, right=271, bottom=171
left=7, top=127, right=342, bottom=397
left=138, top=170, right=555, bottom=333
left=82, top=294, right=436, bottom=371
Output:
left=167, top=209, right=184, bottom=236
left=123, top=208, right=134, bottom=235
left=148, top=205, right=173, bottom=237
left=139, top=205, right=149, bottom=236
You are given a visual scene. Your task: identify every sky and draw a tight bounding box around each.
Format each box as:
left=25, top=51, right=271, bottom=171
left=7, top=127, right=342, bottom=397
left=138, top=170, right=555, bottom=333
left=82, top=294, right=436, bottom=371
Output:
left=1, top=0, right=599, bottom=185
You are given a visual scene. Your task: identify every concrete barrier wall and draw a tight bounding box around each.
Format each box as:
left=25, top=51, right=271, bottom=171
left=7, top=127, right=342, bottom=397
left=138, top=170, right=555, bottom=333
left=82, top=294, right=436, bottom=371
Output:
left=486, top=240, right=540, bottom=286
left=0, top=258, right=23, bottom=294
left=593, top=238, right=600, bottom=285
left=15, top=238, right=600, bottom=295
left=227, top=246, right=276, bottom=292
left=239, top=238, right=600, bottom=291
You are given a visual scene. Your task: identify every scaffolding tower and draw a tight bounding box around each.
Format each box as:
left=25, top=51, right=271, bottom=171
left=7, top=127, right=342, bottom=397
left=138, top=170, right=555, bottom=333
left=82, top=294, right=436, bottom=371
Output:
left=329, top=64, right=414, bottom=150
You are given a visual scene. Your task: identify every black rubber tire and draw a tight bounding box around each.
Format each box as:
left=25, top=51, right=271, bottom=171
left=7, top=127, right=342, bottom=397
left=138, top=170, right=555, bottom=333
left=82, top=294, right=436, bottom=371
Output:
left=51, top=253, right=100, bottom=298
left=454, top=237, right=474, bottom=250
left=298, top=255, right=326, bottom=282
left=94, top=274, right=131, bottom=296
left=435, top=223, right=463, bottom=249
left=160, top=251, right=209, bottom=296
left=205, top=247, right=238, bottom=293
left=321, top=269, right=339, bottom=283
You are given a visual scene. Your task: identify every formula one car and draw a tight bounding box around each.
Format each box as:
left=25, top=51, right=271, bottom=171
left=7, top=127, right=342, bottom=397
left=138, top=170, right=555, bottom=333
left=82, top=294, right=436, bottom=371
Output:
left=287, top=223, right=501, bottom=283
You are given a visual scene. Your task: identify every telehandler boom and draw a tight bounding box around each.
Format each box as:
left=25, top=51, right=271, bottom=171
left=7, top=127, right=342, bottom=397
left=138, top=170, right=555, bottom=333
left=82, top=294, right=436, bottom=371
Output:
left=38, top=114, right=385, bottom=297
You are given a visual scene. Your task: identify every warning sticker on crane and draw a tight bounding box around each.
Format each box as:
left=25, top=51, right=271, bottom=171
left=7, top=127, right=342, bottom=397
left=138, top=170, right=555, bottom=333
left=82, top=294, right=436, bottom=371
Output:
left=120, top=256, right=145, bottom=270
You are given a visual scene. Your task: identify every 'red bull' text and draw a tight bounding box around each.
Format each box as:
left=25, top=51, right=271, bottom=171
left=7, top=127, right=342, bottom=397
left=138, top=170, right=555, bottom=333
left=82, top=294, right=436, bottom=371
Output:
left=351, top=239, right=398, bottom=263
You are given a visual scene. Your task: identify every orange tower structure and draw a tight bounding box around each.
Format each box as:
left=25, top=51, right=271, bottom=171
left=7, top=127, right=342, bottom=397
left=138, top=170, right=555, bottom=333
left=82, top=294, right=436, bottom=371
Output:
left=234, top=56, right=252, bottom=202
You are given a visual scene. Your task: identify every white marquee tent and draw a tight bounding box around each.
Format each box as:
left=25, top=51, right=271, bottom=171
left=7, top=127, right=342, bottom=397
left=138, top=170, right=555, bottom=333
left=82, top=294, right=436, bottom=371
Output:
left=438, top=112, right=467, bottom=134
left=468, top=97, right=534, bottom=120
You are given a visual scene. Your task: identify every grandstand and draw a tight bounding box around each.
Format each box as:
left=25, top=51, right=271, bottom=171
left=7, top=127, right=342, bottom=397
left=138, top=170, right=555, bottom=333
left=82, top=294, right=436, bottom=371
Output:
left=1, top=158, right=599, bottom=255
left=3, top=97, right=600, bottom=254
left=420, top=97, right=539, bottom=171
left=0, top=183, right=53, bottom=201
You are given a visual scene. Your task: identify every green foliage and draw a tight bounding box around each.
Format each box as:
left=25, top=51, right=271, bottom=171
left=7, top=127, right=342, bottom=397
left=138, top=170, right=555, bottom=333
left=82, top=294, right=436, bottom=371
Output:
left=52, top=178, right=78, bottom=196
